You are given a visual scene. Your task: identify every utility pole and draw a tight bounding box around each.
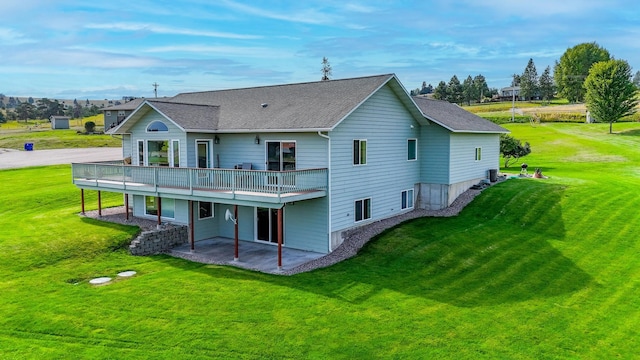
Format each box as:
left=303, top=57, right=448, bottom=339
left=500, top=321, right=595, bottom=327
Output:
left=152, top=82, right=159, bottom=98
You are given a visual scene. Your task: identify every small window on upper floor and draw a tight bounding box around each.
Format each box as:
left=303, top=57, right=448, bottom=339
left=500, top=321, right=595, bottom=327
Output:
left=106, top=111, right=111, bottom=117
left=408, top=139, right=417, bottom=161
left=475, top=147, right=482, bottom=161
left=353, top=139, right=367, bottom=165
left=147, top=121, right=169, bottom=132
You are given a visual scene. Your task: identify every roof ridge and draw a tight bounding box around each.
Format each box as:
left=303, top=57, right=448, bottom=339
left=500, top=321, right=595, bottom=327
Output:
left=175, top=73, right=395, bottom=96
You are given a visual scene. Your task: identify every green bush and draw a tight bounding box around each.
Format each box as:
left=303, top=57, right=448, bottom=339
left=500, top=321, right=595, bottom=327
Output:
left=84, top=121, right=96, bottom=133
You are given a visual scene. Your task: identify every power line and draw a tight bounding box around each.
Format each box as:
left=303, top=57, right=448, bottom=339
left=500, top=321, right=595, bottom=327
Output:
left=152, top=82, right=159, bottom=98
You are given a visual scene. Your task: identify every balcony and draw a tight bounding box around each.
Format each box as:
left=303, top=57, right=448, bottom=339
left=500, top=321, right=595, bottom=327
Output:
left=72, top=162, right=328, bottom=204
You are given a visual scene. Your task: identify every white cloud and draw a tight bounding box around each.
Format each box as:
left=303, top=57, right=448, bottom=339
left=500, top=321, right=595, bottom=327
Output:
left=219, top=0, right=337, bottom=25
left=85, top=22, right=262, bottom=40
left=0, top=27, right=35, bottom=45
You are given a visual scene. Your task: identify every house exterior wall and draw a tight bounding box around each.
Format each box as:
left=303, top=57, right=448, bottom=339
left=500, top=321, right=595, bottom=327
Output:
left=420, top=124, right=450, bottom=184
left=418, top=132, right=500, bottom=209
left=329, top=84, right=421, bottom=246
left=185, top=132, right=328, bottom=170
left=449, top=133, right=500, bottom=183
left=128, top=112, right=187, bottom=166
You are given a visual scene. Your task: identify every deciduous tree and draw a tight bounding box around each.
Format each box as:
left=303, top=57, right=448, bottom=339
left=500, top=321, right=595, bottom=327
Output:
left=584, top=59, right=638, bottom=134
left=500, top=134, right=531, bottom=168
left=554, top=42, right=610, bottom=103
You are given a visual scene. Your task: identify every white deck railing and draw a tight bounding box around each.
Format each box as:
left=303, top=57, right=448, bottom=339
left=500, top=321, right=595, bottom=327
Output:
left=72, top=162, right=327, bottom=200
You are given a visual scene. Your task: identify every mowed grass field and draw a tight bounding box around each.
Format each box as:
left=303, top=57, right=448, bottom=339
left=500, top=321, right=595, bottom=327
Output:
left=1, top=122, right=640, bottom=358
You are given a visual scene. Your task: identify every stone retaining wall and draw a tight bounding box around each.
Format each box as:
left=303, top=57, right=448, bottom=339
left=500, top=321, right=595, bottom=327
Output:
left=129, top=225, right=188, bottom=256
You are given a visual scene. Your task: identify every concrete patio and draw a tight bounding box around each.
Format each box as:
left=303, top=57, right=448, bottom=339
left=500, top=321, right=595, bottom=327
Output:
left=168, top=237, right=325, bottom=274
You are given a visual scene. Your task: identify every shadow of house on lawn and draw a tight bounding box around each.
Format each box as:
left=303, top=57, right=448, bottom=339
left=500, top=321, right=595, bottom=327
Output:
left=158, top=181, right=593, bottom=308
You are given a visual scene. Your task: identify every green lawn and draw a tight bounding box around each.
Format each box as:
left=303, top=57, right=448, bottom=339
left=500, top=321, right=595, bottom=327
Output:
left=1, top=123, right=640, bottom=358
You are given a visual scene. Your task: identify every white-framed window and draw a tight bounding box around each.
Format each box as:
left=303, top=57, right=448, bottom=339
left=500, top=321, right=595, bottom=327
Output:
left=475, top=147, right=482, bottom=161
left=106, top=111, right=111, bottom=116
left=353, top=139, right=367, bottom=165
left=118, top=110, right=125, bottom=116
left=137, top=140, right=145, bottom=166
left=145, top=196, right=175, bottom=219
left=137, top=139, right=180, bottom=167
left=198, top=201, right=213, bottom=219
left=146, top=120, right=169, bottom=132
left=401, top=189, right=414, bottom=210
left=408, top=139, right=417, bottom=161
left=355, top=198, right=371, bottom=222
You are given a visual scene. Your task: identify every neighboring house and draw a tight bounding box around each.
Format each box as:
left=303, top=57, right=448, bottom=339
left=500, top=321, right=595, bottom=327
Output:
left=72, top=74, right=508, bottom=261
left=499, top=86, right=521, bottom=101
left=50, top=115, right=70, bottom=129
left=103, top=98, right=146, bottom=130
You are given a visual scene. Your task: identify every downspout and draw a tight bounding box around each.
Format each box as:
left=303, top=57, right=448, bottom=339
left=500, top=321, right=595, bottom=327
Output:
left=317, top=131, right=332, bottom=252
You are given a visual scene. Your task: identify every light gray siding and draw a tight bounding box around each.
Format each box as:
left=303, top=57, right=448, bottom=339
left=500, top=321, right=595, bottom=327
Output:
left=449, top=133, right=500, bottom=183
left=421, top=124, right=450, bottom=184
left=129, top=112, right=187, bottom=166
left=185, top=132, right=328, bottom=170
left=283, top=198, right=329, bottom=253
left=330, top=84, right=421, bottom=233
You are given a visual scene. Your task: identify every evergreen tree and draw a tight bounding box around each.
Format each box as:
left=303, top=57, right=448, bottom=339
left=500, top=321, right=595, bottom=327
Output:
left=539, top=66, right=555, bottom=102
left=462, top=75, right=475, bottom=105
left=321, top=57, right=332, bottom=81
left=633, top=70, right=640, bottom=89
left=473, top=74, right=488, bottom=102
left=447, top=75, right=463, bottom=104
left=520, top=58, right=539, bottom=101
left=433, top=81, right=448, bottom=100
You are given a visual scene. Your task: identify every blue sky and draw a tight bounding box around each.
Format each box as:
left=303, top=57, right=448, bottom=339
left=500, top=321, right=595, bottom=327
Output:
left=1, top=0, right=638, bottom=99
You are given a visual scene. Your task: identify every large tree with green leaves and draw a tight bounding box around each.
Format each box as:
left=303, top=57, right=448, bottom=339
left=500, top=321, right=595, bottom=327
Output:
left=584, top=59, right=638, bottom=134
left=554, top=42, right=610, bottom=103
left=520, top=58, right=539, bottom=101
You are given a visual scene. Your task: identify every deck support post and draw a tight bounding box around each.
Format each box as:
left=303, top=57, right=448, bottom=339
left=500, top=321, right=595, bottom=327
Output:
left=81, top=189, right=85, bottom=215
left=277, top=207, right=283, bottom=271
left=124, top=193, right=129, bottom=221
left=189, top=200, right=195, bottom=252
left=157, top=197, right=162, bottom=228
left=97, top=191, right=102, bottom=217
left=234, top=205, right=239, bottom=261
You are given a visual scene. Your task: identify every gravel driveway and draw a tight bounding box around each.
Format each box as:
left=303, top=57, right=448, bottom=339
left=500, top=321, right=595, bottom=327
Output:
left=0, top=147, right=122, bottom=169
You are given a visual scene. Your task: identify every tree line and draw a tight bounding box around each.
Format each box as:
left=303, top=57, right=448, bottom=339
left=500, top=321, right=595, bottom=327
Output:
left=0, top=96, right=103, bottom=122
left=412, top=42, right=639, bottom=133
left=410, top=75, right=498, bottom=105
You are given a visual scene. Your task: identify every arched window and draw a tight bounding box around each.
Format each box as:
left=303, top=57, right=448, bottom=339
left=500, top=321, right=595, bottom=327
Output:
left=147, top=121, right=168, bottom=132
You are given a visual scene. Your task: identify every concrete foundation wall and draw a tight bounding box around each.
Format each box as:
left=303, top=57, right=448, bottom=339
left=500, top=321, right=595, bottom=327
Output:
left=129, top=225, right=188, bottom=255
left=418, top=177, right=484, bottom=210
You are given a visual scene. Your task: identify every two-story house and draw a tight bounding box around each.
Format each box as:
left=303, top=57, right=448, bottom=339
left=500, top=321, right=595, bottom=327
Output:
left=73, top=74, right=507, bottom=265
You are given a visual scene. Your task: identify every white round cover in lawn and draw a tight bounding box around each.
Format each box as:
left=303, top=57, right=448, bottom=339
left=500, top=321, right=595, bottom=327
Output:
left=117, top=271, right=136, bottom=277
left=89, top=277, right=112, bottom=285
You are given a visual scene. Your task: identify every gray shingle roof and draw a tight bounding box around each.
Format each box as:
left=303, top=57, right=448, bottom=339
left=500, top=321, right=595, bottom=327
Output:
left=103, top=98, right=146, bottom=111
left=412, top=96, right=509, bottom=133
left=164, top=74, right=415, bottom=131
left=147, top=100, right=219, bottom=131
